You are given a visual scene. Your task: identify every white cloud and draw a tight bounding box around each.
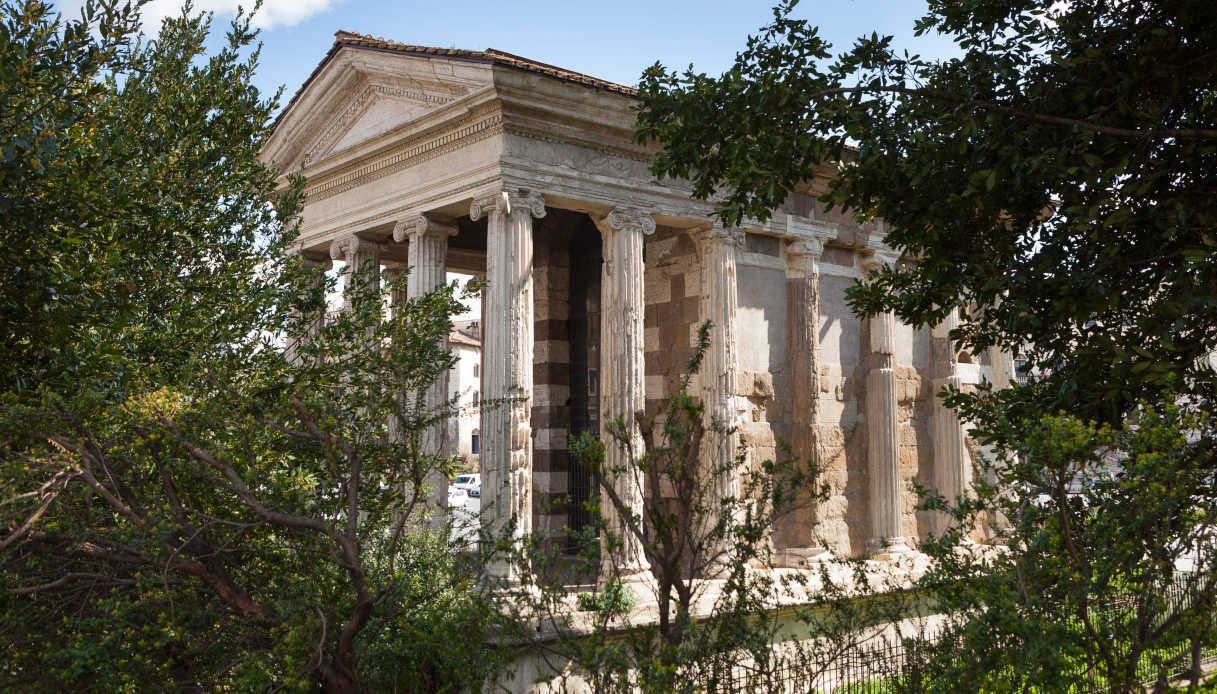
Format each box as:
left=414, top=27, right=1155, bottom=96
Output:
left=57, top=0, right=339, bottom=30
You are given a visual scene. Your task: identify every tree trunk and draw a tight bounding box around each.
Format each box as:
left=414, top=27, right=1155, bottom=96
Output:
left=320, top=657, right=359, bottom=694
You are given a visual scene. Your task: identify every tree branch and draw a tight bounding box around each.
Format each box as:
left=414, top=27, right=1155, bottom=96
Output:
left=803, top=85, right=1217, bottom=139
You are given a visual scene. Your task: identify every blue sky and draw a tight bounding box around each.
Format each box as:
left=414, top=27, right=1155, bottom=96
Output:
left=50, top=0, right=959, bottom=317
left=55, top=0, right=959, bottom=114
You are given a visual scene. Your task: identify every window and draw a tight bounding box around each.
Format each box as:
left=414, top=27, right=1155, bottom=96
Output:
left=473, top=363, right=479, bottom=378
left=471, top=433, right=480, bottom=455
left=472, top=391, right=479, bottom=406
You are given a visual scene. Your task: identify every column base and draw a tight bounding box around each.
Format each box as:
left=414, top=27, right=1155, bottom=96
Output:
left=867, top=536, right=915, bottom=561
left=600, top=560, right=652, bottom=585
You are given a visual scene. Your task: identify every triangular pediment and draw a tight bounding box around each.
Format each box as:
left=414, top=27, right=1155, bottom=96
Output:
left=303, top=78, right=458, bottom=161
left=264, top=46, right=492, bottom=170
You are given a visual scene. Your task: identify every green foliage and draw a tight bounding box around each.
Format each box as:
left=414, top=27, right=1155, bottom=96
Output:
left=635, top=0, right=1217, bottom=424
left=636, top=1, right=1217, bottom=690
left=909, top=394, right=1217, bottom=692
left=577, top=582, right=636, bottom=614
left=0, top=2, right=507, bottom=691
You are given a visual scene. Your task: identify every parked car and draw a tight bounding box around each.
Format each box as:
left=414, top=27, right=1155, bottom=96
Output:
left=447, top=485, right=469, bottom=506
left=451, top=473, right=480, bottom=491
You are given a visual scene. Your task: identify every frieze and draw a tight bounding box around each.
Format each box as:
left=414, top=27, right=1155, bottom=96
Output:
left=502, top=123, right=651, bottom=164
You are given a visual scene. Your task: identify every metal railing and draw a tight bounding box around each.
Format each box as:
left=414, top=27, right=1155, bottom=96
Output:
left=720, top=574, right=1216, bottom=693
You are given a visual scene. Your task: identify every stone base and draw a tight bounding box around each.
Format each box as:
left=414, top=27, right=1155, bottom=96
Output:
left=781, top=546, right=838, bottom=568
left=867, top=536, right=915, bottom=561
left=599, top=560, right=652, bottom=587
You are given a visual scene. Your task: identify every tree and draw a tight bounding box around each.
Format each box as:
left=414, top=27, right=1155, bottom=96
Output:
left=0, top=3, right=508, bottom=691
left=635, top=0, right=1217, bottom=424
left=905, top=397, right=1217, bottom=693
left=634, top=0, right=1217, bottom=690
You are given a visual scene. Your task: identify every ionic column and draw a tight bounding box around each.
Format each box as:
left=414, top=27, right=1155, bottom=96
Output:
left=393, top=214, right=458, bottom=457
left=592, top=207, right=656, bottom=579
left=470, top=189, right=545, bottom=582
left=786, top=239, right=822, bottom=462
left=931, top=309, right=972, bottom=537
left=693, top=224, right=743, bottom=570
left=782, top=235, right=835, bottom=561
left=863, top=253, right=911, bottom=558
left=394, top=215, right=459, bottom=529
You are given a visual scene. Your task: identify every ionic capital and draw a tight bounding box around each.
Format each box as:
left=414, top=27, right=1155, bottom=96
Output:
left=788, top=237, right=825, bottom=260
left=329, top=235, right=384, bottom=263
left=595, top=206, right=657, bottom=237
left=392, top=214, right=459, bottom=244
left=690, top=222, right=743, bottom=248
left=469, top=189, right=547, bottom=221
left=861, top=237, right=902, bottom=272
left=785, top=238, right=826, bottom=278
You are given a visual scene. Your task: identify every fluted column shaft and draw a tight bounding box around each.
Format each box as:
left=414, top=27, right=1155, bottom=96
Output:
left=695, top=224, right=742, bottom=512
left=471, top=190, right=544, bottom=581
left=394, top=215, right=458, bottom=531
left=931, top=310, right=973, bottom=536
left=786, top=242, right=821, bottom=469
left=932, top=372, right=969, bottom=531
left=864, top=254, right=910, bottom=557
left=594, top=207, right=655, bottom=578
left=783, top=236, right=837, bottom=559
left=393, top=215, right=458, bottom=458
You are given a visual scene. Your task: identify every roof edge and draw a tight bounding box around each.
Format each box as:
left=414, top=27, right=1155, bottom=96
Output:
left=268, top=30, right=637, bottom=139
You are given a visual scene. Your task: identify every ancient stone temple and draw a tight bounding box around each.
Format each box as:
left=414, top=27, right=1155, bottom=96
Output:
left=260, top=31, right=1013, bottom=573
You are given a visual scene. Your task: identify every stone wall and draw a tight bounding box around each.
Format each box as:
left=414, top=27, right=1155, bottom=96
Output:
left=643, top=226, right=702, bottom=418
left=532, top=222, right=572, bottom=545
left=811, top=271, right=868, bottom=556
left=736, top=256, right=790, bottom=472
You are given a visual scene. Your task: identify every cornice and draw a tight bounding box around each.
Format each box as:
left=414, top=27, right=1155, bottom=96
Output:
left=298, top=106, right=655, bottom=206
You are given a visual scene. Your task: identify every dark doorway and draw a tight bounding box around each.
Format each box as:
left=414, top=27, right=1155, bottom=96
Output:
left=567, top=218, right=602, bottom=542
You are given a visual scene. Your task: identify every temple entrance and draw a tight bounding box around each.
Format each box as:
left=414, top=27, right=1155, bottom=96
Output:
left=567, top=217, right=602, bottom=546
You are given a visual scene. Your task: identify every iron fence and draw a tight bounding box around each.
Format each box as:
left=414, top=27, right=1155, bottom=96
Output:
left=720, top=573, right=1217, bottom=693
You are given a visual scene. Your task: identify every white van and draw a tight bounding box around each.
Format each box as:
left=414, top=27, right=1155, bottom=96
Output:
left=451, top=473, right=480, bottom=492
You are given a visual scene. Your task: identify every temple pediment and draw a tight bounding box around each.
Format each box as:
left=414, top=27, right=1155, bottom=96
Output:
left=263, top=37, right=495, bottom=171
left=306, top=79, right=462, bottom=161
